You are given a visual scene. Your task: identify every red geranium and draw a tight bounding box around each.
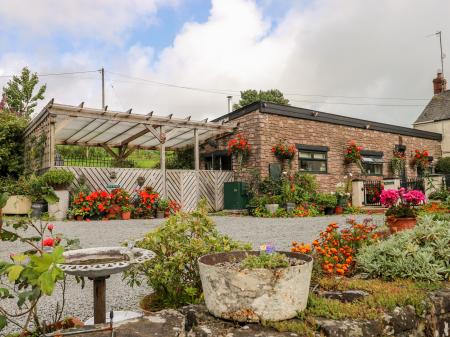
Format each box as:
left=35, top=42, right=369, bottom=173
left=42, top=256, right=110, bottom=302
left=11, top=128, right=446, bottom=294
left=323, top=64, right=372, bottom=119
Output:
left=43, top=237, right=55, bottom=247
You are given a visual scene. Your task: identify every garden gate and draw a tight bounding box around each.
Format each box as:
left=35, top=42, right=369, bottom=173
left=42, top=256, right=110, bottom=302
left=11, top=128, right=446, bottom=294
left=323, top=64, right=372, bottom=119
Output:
left=362, top=180, right=383, bottom=206
left=400, top=178, right=425, bottom=192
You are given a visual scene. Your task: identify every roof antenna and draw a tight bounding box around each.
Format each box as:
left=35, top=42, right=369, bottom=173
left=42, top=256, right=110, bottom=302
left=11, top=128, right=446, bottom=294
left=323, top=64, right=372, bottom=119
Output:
left=436, top=31, right=445, bottom=77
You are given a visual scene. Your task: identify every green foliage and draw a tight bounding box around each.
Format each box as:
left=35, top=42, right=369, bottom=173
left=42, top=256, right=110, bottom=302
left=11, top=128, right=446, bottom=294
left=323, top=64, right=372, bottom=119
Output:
left=40, top=169, right=75, bottom=189
left=0, top=192, right=9, bottom=209
left=165, top=147, right=194, bottom=169
left=0, top=111, right=28, bottom=178
left=2, top=67, right=46, bottom=118
left=356, top=216, right=450, bottom=281
left=315, top=193, right=337, bottom=208
left=28, top=176, right=59, bottom=204
left=428, top=189, right=450, bottom=201
left=157, top=198, right=170, bottom=211
left=385, top=205, right=416, bottom=218
left=435, top=156, right=450, bottom=174
left=240, top=252, right=289, bottom=269
left=0, top=177, right=30, bottom=195
left=126, top=202, right=250, bottom=308
left=233, top=89, right=289, bottom=110
left=0, top=218, right=79, bottom=334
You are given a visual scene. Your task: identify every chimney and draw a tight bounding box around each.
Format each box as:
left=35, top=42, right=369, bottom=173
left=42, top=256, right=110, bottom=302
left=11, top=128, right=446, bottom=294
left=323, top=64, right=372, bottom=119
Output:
left=433, top=72, right=447, bottom=94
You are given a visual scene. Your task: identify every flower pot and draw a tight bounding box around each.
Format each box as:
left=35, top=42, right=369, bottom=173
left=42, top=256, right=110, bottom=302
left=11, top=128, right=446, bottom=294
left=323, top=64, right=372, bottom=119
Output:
left=286, top=202, right=296, bottom=212
left=324, top=206, right=335, bottom=215
left=2, top=195, right=32, bottom=215
left=121, top=211, right=131, bottom=220
left=31, top=201, right=47, bottom=218
left=335, top=206, right=344, bottom=215
left=75, top=215, right=83, bottom=221
left=198, top=251, right=313, bottom=322
left=156, top=210, right=165, bottom=219
left=386, top=216, right=417, bottom=234
left=265, top=204, right=279, bottom=214
left=164, top=209, right=170, bottom=218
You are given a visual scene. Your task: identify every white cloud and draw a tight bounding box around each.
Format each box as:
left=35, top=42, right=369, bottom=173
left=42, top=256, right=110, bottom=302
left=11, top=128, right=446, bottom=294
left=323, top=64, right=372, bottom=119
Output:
left=0, top=0, right=179, bottom=43
left=1, top=0, right=450, bottom=126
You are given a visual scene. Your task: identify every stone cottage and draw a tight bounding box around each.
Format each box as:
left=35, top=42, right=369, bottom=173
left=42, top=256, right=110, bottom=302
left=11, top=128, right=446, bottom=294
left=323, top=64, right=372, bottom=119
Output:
left=202, top=101, right=442, bottom=192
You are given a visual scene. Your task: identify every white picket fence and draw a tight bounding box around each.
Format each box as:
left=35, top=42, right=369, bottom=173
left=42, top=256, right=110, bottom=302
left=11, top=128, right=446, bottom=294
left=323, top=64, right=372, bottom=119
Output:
left=56, top=167, right=233, bottom=211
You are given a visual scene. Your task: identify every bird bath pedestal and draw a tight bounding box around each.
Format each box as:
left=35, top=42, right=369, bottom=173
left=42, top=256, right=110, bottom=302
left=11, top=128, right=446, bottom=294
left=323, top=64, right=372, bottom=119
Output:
left=59, top=247, right=154, bottom=324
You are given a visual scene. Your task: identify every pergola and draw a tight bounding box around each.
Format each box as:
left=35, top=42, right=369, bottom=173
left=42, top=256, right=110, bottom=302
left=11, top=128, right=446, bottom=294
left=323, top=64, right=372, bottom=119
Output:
left=24, top=100, right=237, bottom=190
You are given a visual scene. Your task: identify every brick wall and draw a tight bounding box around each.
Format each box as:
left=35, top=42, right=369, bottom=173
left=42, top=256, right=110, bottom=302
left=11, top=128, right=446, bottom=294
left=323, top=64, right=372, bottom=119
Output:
left=202, top=110, right=442, bottom=192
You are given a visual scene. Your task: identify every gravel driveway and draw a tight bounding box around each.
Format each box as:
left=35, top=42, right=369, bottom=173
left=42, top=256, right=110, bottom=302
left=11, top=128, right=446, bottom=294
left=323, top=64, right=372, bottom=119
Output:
left=1, top=214, right=383, bottom=333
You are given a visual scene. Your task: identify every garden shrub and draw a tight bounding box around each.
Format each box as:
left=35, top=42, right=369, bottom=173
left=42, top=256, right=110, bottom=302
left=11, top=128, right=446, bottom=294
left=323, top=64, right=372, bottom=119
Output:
left=0, top=111, right=27, bottom=178
left=40, top=169, right=75, bottom=189
left=356, top=216, right=450, bottom=281
left=126, top=201, right=250, bottom=308
left=241, top=252, right=289, bottom=269
left=435, top=156, right=450, bottom=174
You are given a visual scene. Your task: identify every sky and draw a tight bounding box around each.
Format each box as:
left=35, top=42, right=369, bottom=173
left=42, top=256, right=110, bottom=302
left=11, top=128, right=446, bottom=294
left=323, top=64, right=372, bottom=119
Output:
left=0, top=0, right=449, bottom=127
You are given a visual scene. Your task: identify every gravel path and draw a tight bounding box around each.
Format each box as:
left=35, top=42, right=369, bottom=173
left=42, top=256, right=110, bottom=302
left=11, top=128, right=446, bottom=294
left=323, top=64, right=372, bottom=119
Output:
left=1, top=214, right=383, bottom=333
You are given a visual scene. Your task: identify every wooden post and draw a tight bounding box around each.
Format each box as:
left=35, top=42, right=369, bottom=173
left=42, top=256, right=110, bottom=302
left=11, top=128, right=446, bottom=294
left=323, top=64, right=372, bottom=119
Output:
left=49, top=117, right=56, bottom=168
left=160, top=126, right=167, bottom=197
left=93, top=277, right=107, bottom=324
left=194, top=128, right=199, bottom=171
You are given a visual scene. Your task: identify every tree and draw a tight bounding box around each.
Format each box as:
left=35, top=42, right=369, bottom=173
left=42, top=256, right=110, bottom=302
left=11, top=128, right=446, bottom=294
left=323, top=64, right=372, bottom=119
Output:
left=233, top=89, right=289, bottom=110
left=0, top=111, right=28, bottom=178
left=2, top=67, right=46, bottom=118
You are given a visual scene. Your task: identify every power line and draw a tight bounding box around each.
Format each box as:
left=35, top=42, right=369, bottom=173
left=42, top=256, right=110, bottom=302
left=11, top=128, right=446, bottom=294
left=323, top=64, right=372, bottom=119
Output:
left=0, top=69, right=100, bottom=78
left=284, top=93, right=429, bottom=101
left=288, top=98, right=423, bottom=107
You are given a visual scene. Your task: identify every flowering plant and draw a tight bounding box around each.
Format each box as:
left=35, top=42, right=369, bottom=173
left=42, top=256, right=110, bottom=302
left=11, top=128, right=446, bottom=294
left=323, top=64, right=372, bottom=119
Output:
left=292, top=218, right=379, bottom=276
left=271, top=140, right=296, bottom=161
left=390, top=150, right=406, bottom=176
left=134, top=190, right=159, bottom=218
left=344, top=140, right=363, bottom=164
left=168, top=200, right=181, bottom=214
left=410, top=149, right=430, bottom=169
left=380, top=188, right=425, bottom=218
left=110, top=188, right=130, bottom=207
left=227, top=133, right=250, bottom=158
left=72, top=190, right=112, bottom=218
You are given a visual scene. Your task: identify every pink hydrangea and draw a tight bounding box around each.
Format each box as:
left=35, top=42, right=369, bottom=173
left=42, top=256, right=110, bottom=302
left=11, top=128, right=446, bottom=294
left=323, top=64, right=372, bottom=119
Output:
left=380, top=189, right=399, bottom=207
left=402, top=190, right=425, bottom=205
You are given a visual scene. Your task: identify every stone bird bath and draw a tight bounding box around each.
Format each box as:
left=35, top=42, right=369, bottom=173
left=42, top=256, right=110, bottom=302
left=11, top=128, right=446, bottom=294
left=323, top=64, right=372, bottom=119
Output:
left=59, top=246, right=154, bottom=324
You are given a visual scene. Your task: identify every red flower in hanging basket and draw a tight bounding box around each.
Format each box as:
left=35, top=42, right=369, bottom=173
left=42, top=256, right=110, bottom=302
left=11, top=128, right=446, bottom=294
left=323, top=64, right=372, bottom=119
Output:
left=272, top=140, right=296, bottom=161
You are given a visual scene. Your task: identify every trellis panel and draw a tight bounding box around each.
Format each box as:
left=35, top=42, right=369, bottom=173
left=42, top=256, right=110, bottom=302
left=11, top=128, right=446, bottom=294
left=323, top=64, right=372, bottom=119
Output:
left=56, top=167, right=233, bottom=211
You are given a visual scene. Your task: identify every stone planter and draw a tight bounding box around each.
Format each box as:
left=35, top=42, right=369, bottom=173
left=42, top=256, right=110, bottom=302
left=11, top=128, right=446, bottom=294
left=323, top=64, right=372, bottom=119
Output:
left=156, top=210, right=165, bottom=219
left=386, top=216, right=417, bottom=234
left=198, top=251, right=313, bottom=322
left=2, top=195, right=31, bottom=215
left=286, top=202, right=296, bottom=212
left=31, top=201, right=47, bottom=218
left=265, top=203, right=279, bottom=214
left=48, top=190, right=70, bottom=221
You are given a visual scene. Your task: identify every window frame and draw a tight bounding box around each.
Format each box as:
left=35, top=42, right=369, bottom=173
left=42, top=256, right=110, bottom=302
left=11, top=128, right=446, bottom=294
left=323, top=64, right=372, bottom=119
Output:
left=361, top=151, right=384, bottom=176
left=298, top=149, right=328, bottom=174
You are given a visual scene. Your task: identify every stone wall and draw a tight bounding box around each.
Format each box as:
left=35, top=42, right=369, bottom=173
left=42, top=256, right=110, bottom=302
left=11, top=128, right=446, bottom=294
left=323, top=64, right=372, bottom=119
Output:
left=202, top=110, right=442, bottom=192
left=76, top=289, right=450, bottom=337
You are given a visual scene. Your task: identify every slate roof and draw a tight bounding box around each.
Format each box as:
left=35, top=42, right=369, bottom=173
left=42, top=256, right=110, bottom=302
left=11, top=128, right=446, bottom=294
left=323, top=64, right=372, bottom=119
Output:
left=213, top=101, right=442, bottom=140
left=414, top=90, right=450, bottom=124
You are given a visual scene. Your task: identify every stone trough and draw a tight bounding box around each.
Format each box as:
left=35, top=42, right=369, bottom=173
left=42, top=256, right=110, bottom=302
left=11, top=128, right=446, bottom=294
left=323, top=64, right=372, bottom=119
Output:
left=198, top=251, right=313, bottom=322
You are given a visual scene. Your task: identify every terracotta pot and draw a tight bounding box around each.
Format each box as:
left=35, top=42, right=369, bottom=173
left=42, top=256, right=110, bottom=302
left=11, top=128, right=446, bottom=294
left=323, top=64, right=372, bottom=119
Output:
left=121, top=211, right=131, bottom=220
left=335, top=206, right=343, bottom=215
left=386, top=216, right=417, bottom=234
left=164, top=209, right=170, bottom=218
left=75, top=215, right=83, bottom=221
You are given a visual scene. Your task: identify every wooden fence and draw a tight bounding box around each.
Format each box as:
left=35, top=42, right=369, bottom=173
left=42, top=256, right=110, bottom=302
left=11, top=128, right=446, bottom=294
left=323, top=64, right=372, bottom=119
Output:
left=56, top=167, right=233, bottom=211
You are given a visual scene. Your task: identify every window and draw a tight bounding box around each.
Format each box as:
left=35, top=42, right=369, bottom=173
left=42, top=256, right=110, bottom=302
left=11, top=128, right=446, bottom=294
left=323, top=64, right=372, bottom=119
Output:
left=204, top=151, right=232, bottom=170
left=361, top=151, right=383, bottom=176
left=298, top=146, right=328, bottom=173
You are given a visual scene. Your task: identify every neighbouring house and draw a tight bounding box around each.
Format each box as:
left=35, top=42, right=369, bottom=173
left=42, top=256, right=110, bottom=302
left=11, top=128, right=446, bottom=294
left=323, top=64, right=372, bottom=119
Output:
left=202, top=101, right=442, bottom=192
left=414, top=72, right=450, bottom=157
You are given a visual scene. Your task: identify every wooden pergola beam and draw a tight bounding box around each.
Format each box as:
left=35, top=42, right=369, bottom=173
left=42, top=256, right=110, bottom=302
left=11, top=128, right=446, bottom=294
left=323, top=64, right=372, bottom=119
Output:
left=120, top=127, right=150, bottom=145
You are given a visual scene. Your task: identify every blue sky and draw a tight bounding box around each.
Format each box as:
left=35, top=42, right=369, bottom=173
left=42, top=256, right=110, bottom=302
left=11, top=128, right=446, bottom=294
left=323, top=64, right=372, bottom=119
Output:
left=0, top=0, right=449, bottom=125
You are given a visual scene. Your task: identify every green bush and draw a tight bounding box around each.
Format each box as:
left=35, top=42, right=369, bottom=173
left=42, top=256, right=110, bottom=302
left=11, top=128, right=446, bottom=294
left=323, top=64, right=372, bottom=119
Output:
left=315, top=193, right=337, bottom=208
left=428, top=189, right=450, bottom=201
left=435, top=157, right=450, bottom=174
left=0, top=177, right=30, bottom=195
left=126, top=201, right=250, bottom=308
left=241, top=252, right=289, bottom=269
left=0, top=111, right=27, bottom=178
left=356, top=216, right=450, bottom=281
left=40, top=169, right=75, bottom=189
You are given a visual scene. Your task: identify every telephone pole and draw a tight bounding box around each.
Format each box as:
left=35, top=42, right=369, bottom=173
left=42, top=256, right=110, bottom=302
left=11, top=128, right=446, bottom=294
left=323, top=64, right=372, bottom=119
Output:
left=100, top=67, right=105, bottom=109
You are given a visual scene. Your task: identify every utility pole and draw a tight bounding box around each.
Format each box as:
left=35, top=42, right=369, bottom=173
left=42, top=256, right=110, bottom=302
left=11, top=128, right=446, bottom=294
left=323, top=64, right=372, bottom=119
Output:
left=100, top=67, right=105, bottom=109
left=227, top=95, right=232, bottom=113
left=436, top=31, right=445, bottom=76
